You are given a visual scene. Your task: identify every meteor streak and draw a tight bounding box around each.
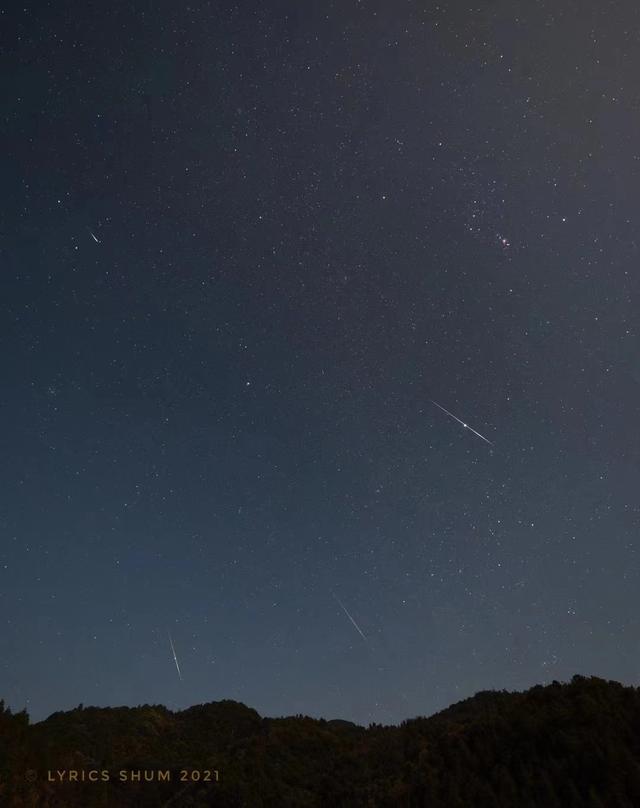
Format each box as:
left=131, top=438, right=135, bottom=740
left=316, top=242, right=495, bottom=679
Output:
left=430, top=399, right=493, bottom=445
left=88, top=228, right=100, bottom=243
left=332, top=592, right=368, bottom=643
left=168, top=630, right=182, bottom=681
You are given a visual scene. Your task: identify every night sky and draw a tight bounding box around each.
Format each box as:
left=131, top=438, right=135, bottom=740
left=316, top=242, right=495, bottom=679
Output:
left=3, top=1, right=640, bottom=726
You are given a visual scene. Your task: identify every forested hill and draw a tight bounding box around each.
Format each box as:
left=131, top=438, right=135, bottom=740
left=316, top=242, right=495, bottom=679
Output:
left=2, top=675, right=640, bottom=807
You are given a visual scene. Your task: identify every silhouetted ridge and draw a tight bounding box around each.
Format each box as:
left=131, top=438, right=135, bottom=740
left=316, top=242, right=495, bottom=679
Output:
left=2, top=676, right=640, bottom=806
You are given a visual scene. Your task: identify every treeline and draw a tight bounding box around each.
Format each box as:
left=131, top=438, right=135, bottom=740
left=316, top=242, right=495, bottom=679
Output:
left=2, top=675, right=640, bottom=806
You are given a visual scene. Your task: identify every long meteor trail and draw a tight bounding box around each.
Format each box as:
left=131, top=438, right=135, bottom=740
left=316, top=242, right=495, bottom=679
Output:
left=332, top=592, right=368, bottom=643
left=430, top=399, right=493, bottom=445
left=168, top=630, right=183, bottom=681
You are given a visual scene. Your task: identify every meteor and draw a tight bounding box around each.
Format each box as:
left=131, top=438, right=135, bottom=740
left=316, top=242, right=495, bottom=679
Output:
left=332, top=592, right=368, bottom=643
left=430, top=399, right=493, bottom=445
left=88, top=228, right=100, bottom=243
left=168, top=631, right=182, bottom=681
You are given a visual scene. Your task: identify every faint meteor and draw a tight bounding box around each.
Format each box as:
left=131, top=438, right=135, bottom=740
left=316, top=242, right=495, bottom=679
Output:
left=430, top=399, right=493, bottom=445
left=88, top=228, right=100, bottom=244
left=168, top=631, right=182, bottom=681
left=332, top=591, right=368, bottom=643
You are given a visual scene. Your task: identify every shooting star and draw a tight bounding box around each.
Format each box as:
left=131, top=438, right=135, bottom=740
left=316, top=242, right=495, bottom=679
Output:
left=332, top=591, right=368, bottom=644
left=430, top=399, right=494, bottom=445
left=168, top=630, right=182, bottom=682
left=88, top=228, right=101, bottom=244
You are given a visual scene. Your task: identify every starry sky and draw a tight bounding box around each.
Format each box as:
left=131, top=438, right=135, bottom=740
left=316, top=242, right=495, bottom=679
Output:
left=3, top=0, right=640, bottom=726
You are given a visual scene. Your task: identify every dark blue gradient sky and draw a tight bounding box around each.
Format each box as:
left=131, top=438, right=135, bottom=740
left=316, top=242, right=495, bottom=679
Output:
left=3, top=0, right=640, bottom=725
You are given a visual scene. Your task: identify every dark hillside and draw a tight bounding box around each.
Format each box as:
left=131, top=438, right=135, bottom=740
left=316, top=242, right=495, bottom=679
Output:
left=1, top=676, right=640, bottom=807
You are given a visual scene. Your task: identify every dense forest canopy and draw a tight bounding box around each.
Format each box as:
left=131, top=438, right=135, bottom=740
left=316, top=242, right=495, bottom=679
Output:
left=2, top=675, right=640, bottom=806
